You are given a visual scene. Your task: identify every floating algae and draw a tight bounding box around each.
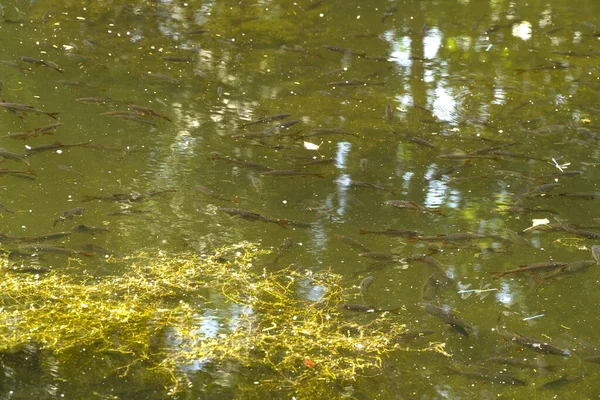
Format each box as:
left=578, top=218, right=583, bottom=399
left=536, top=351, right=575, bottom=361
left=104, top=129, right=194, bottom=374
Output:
left=0, top=242, right=442, bottom=397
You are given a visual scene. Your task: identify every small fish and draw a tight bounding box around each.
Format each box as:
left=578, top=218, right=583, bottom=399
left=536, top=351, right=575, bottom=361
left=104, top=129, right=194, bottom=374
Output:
left=359, top=158, right=368, bottom=174
left=395, top=329, right=435, bottom=343
left=392, top=131, right=435, bottom=148
left=419, top=302, right=472, bottom=337
left=0, top=102, right=59, bottom=119
left=490, top=262, right=568, bottom=278
left=303, top=0, right=324, bottom=11
left=24, top=141, right=89, bottom=155
left=21, top=56, right=64, bottom=73
left=438, top=152, right=499, bottom=160
left=348, top=180, right=397, bottom=193
left=447, top=365, right=527, bottom=386
left=57, top=80, right=99, bottom=88
left=71, top=224, right=109, bottom=234
left=385, top=200, right=442, bottom=215
left=359, top=276, right=374, bottom=297
left=196, top=184, right=237, bottom=203
left=340, top=303, right=400, bottom=313
left=210, top=152, right=273, bottom=171
left=75, top=97, right=125, bottom=105
left=334, top=234, right=370, bottom=253
left=558, top=192, right=600, bottom=200
left=82, top=190, right=172, bottom=203
left=583, top=355, right=600, bottom=364
left=260, top=170, right=324, bottom=178
left=0, top=150, right=30, bottom=166
left=57, top=165, right=84, bottom=177
left=359, top=228, right=423, bottom=238
left=381, top=5, right=397, bottom=23
left=385, top=100, right=393, bottom=120
left=593, top=245, right=600, bottom=263
left=0, top=201, right=14, bottom=214
left=20, top=232, right=71, bottom=242
left=1, top=123, right=63, bottom=140
left=52, top=207, right=85, bottom=227
left=240, top=113, right=292, bottom=128
left=359, top=252, right=401, bottom=261
left=496, top=317, right=570, bottom=356
left=302, top=128, right=359, bottom=138
left=518, top=183, right=561, bottom=199
left=128, top=104, right=172, bottom=122
left=539, top=260, right=597, bottom=281
left=541, top=374, right=586, bottom=389
left=321, top=45, right=366, bottom=57
left=161, top=56, right=196, bottom=63
left=421, top=272, right=454, bottom=301
left=19, top=243, right=92, bottom=256
left=487, top=356, right=556, bottom=371
left=271, top=237, right=293, bottom=267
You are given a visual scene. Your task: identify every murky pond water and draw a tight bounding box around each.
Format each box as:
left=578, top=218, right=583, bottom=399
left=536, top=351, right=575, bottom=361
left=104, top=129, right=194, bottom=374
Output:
left=2, top=0, right=600, bottom=398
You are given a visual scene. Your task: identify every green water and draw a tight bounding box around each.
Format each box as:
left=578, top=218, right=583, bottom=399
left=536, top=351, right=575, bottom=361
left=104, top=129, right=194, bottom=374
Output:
left=2, top=0, right=600, bottom=398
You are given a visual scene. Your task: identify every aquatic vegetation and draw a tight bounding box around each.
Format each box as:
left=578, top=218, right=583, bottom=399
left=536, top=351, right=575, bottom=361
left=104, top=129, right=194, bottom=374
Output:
left=0, top=243, right=439, bottom=396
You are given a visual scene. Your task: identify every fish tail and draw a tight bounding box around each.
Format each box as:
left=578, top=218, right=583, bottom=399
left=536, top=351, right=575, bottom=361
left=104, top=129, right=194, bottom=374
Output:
left=313, top=172, right=325, bottom=178
left=46, top=112, right=60, bottom=119
left=358, top=229, right=370, bottom=235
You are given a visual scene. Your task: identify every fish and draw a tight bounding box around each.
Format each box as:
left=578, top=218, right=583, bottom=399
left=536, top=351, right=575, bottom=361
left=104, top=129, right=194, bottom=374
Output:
left=334, top=234, right=370, bottom=253
left=359, top=228, right=423, bottom=238
left=496, top=318, right=570, bottom=356
left=24, top=141, right=90, bottom=155
left=381, top=5, right=398, bottom=23
left=19, top=243, right=92, bottom=256
left=392, top=131, right=435, bottom=148
left=583, top=355, right=600, bottom=364
left=161, top=56, right=196, bottom=62
left=302, top=128, right=359, bottom=138
left=385, top=100, right=393, bottom=120
left=75, top=97, right=125, bottom=105
left=294, top=157, right=335, bottom=166
left=418, top=302, right=472, bottom=337
left=303, top=0, right=325, bottom=11
left=558, top=192, right=600, bottom=200
left=0, top=150, right=30, bottom=166
left=1, top=123, right=63, bottom=140
left=0, top=102, right=59, bottom=119
left=58, top=165, right=84, bottom=177
left=593, top=245, right=600, bottom=263
left=0, top=59, right=30, bottom=73
left=57, top=80, right=99, bottom=88
left=359, top=158, right=368, bottom=174
left=275, top=218, right=313, bottom=229
left=52, top=207, right=85, bottom=227
left=19, top=232, right=72, bottom=242
left=349, top=180, right=397, bottom=193
left=0, top=201, right=14, bottom=214
left=20, top=56, right=64, bottom=73
left=447, top=365, right=527, bottom=386
left=219, top=208, right=310, bottom=229
left=210, top=152, right=273, bottom=171
left=340, top=304, right=400, bottom=313
left=438, top=152, right=500, bottom=160
left=321, top=45, right=366, bottom=57
left=490, top=207, right=557, bottom=214
left=541, top=374, right=586, bottom=389
left=271, top=237, right=293, bottom=267
left=127, top=104, right=172, bottom=122
left=421, top=272, right=454, bottom=301
left=395, top=329, right=435, bottom=343
left=385, top=200, right=443, bottom=215
left=107, top=209, right=150, bottom=217
left=71, top=225, right=109, bottom=234
left=518, top=183, right=561, bottom=199
left=468, top=141, right=519, bottom=155
left=260, top=170, right=324, bottom=178
left=240, top=113, right=292, bottom=128
left=538, top=260, right=597, bottom=283
left=196, top=184, right=237, bottom=203
left=82, top=190, right=172, bottom=203
left=487, top=356, right=556, bottom=371
left=490, top=262, right=568, bottom=278
left=359, top=252, right=401, bottom=261
left=359, top=276, right=374, bottom=297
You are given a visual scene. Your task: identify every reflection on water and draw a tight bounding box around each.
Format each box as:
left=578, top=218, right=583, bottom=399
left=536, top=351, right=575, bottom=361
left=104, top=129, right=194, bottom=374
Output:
left=1, top=0, right=600, bottom=397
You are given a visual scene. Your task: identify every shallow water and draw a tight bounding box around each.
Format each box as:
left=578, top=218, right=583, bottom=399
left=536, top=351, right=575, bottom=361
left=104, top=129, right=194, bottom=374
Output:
left=1, top=0, right=600, bottom=398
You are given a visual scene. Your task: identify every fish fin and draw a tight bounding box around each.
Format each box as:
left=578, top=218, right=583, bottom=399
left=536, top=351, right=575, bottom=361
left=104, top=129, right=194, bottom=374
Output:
left=313, top=172, right=325, bottom=178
